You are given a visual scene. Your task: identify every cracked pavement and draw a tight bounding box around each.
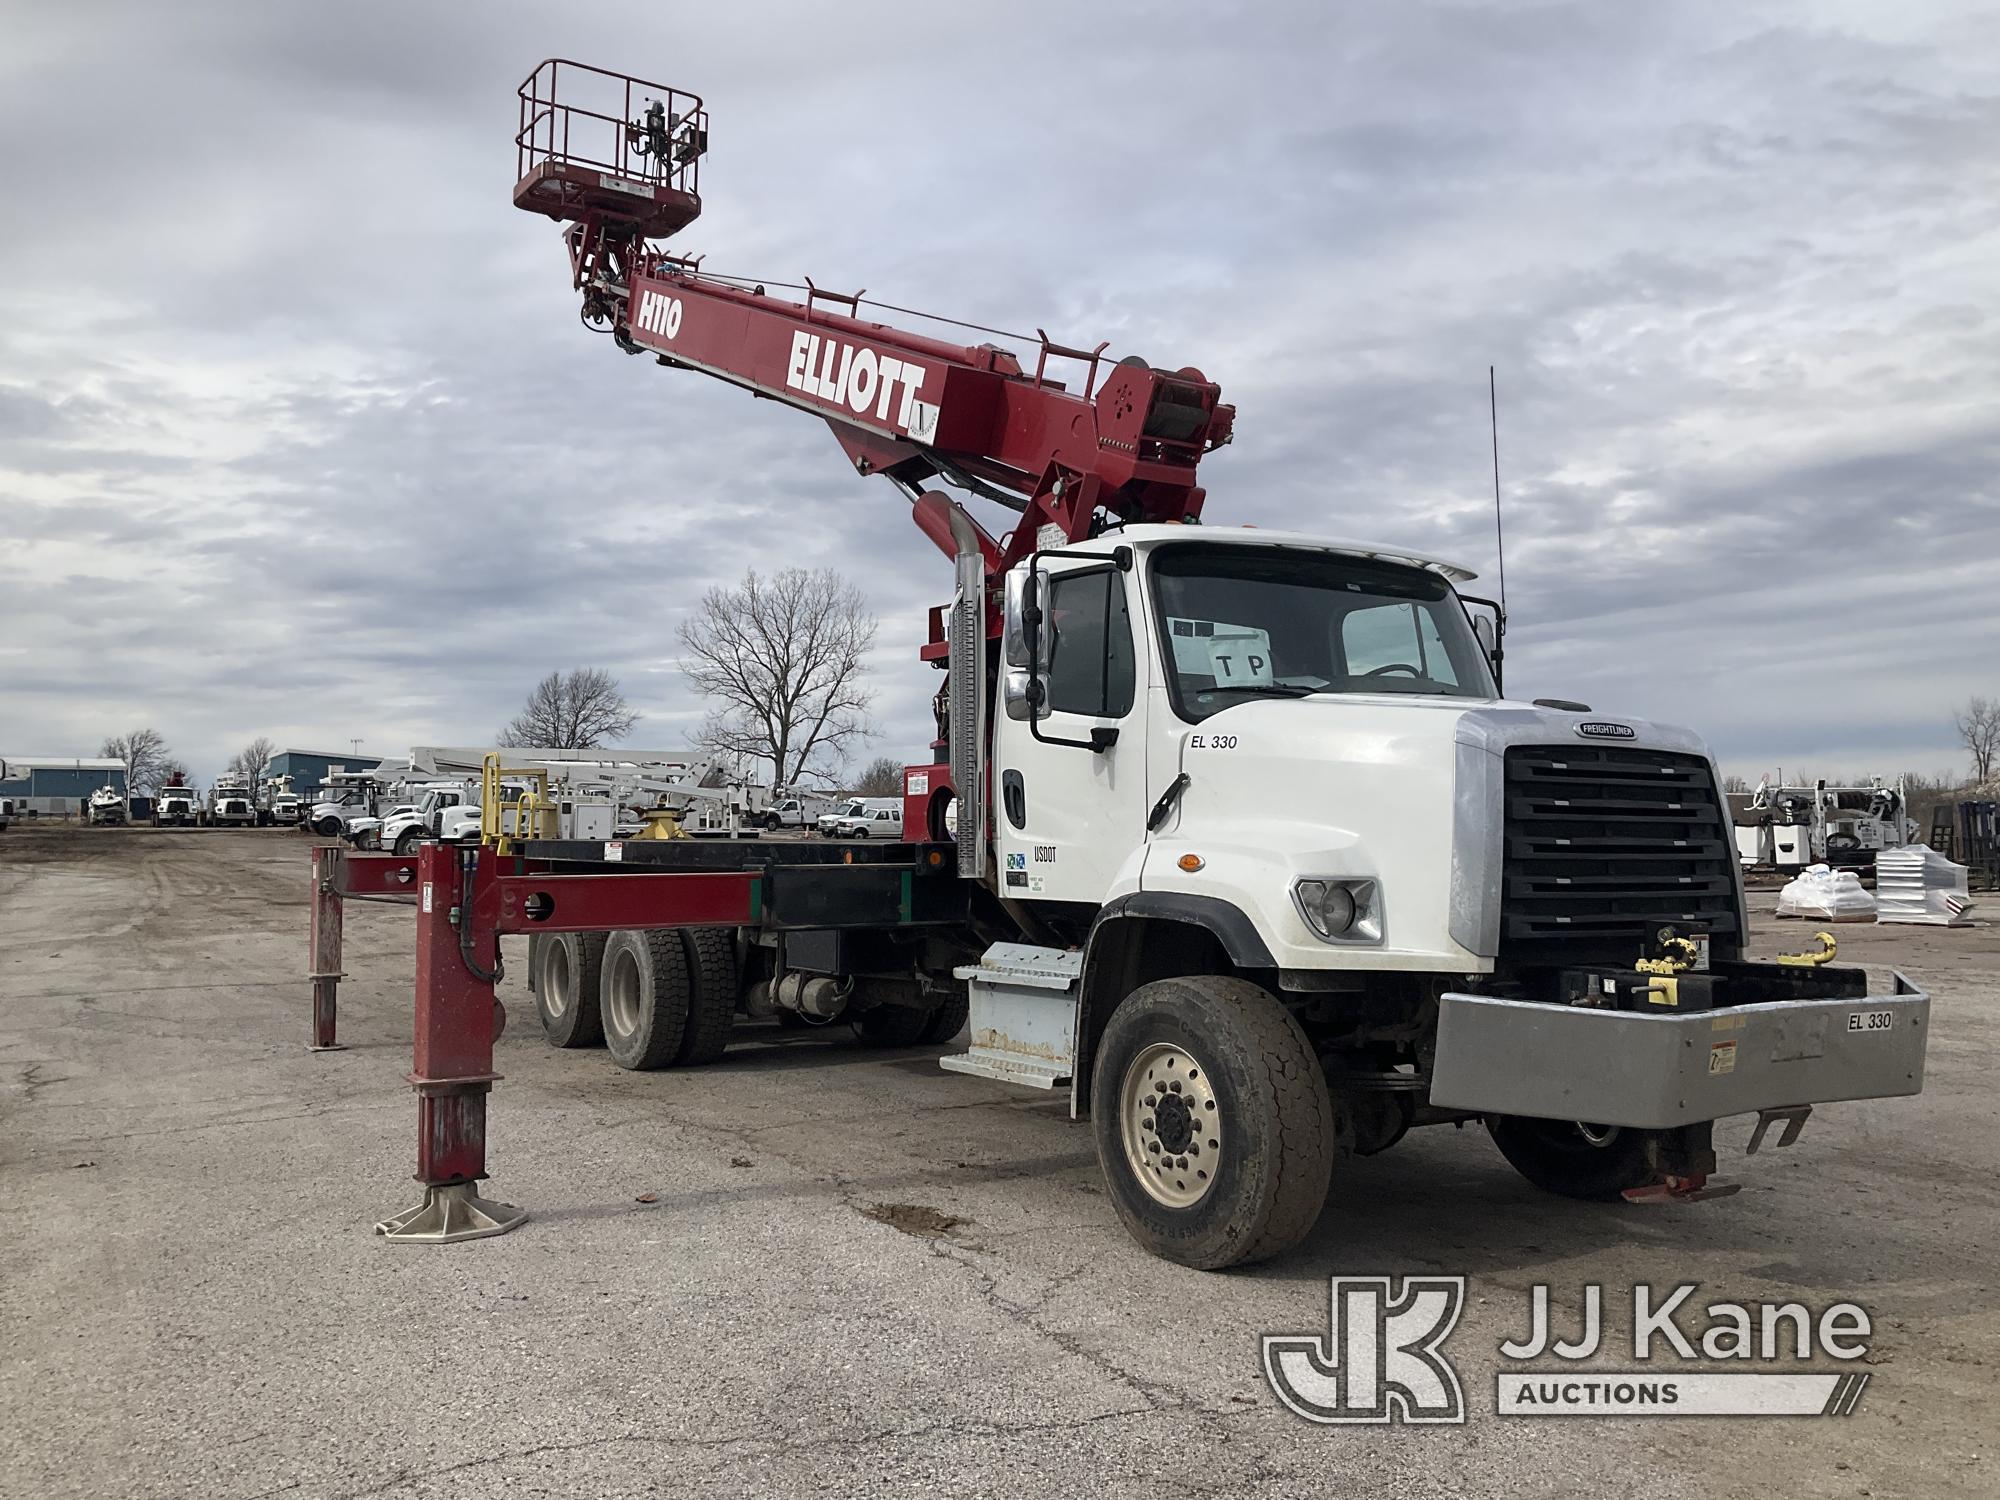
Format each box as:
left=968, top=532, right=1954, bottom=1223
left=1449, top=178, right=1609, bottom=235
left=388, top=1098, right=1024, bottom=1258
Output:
left=2, top=827, right=1996, bottom=1497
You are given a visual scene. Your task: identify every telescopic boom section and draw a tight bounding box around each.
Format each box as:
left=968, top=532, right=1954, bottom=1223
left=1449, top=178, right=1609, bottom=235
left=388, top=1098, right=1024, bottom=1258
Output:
left=513, top=60, right=1235, bottom=577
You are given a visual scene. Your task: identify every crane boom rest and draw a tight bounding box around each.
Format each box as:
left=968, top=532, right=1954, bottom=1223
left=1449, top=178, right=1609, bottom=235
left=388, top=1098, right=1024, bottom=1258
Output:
left=320, top=59, right=1932, bottom=1263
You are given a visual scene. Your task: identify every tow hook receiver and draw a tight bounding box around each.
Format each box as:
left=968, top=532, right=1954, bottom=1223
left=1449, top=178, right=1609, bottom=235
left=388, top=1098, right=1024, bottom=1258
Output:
left=1622, top=1173, right=1742, bottom=1204
left=1745, top=1103, right=1813, bottom=1156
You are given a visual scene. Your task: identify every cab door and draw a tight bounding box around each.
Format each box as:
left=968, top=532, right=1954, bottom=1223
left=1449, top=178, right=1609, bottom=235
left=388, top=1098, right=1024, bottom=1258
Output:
left=993, top=560, right=1151, bottom=904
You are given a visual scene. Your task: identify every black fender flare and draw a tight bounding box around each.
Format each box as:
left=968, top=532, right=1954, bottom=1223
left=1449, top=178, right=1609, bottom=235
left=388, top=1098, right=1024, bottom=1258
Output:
left=1071, top=892, right=1277, bottom=1117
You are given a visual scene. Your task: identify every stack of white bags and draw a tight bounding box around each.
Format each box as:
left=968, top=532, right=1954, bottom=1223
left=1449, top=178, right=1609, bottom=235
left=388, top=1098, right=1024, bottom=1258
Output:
left=1775, top=865, right=1877, bottom=922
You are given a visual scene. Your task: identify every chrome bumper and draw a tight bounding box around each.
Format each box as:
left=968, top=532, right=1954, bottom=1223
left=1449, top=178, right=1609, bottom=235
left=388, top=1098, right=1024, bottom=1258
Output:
left=1429, top=974, right=1929, bottom=1129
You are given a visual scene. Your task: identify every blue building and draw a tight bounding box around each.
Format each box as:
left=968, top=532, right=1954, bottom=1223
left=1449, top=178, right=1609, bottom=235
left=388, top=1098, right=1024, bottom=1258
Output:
left=0, top=757, right=128, bottom=818
left=266, top=748, right=387, bottom=795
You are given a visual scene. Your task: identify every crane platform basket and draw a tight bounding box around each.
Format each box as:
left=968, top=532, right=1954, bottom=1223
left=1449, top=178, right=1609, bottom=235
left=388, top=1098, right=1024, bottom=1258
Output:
left=514, top=59, right=707, bottom=239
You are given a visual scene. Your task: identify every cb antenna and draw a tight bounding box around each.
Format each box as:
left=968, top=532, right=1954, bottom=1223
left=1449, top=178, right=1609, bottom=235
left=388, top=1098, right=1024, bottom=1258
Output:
left=1488, top=365, right=1508, bottom=616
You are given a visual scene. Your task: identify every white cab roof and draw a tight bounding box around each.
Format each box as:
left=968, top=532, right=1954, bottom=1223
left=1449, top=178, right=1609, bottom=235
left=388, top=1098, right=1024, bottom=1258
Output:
left=1083, top=524, right=1479, bottom=584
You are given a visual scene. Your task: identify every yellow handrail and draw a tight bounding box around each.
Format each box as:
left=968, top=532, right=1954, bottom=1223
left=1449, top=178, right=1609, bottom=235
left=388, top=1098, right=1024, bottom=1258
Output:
left=480, top=754, right=558, bottom=855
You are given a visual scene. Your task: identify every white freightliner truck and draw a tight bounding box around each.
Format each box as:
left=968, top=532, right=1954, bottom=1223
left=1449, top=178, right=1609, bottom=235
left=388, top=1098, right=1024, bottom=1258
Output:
left=502, top=60, right=1931, bottom=1268
left=265, top=776, right=305, bottom=826
left=207, top=777, right=258, bottom=827
left=154, top=783, right=200, bottom=827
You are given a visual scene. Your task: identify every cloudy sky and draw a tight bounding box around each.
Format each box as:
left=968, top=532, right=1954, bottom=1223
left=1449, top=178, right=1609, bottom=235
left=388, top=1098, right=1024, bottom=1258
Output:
left=2, top=1, right=1995, bottom=786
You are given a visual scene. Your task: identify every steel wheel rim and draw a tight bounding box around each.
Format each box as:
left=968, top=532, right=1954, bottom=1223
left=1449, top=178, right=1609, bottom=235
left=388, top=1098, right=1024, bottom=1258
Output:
left=1119, top=1041, right=1222, bottom=1209
left=605, top=948, right=641, bottom=1039
left=542, top=942, right=572, bottom=1022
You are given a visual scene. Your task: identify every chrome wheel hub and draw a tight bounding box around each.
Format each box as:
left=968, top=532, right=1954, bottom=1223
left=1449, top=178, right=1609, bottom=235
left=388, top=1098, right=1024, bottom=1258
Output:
left=605, top=948, right=641, bottom=1038
left=1119, top=1042, right=1222, bottom=1209
left=542, top=942, right=572, bottom=1022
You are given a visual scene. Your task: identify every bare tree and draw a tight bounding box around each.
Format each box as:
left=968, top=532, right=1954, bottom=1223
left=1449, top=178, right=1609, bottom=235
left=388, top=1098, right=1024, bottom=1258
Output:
left=851, top=756, right=903, bottom=797
left=1721, top=774, right=1751, bottom=795
left=498, top=668, right=639, bottom=749
left=678, top=568, right=877, bottom=789
left=227, top=736, right=275, bottom=784
left=1955, top=696, right=2000, bottom=783
left=100, top=727, right=171, bottom=792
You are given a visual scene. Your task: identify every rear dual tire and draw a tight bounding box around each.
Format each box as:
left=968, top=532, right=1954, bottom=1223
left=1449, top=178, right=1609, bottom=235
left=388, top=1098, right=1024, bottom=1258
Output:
left=596, top=928, right=739, bottom=1070
left=530, top=932, right=607, bottom=1049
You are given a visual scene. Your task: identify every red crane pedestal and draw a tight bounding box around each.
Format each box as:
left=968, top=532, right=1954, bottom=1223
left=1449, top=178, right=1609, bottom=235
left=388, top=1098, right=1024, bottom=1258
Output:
left=374, top=842, right=527, bottom=1244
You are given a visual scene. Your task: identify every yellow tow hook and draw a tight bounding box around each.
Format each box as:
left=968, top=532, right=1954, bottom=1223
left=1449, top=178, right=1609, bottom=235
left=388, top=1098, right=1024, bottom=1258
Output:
left=1635, top=935, right=1699, bottom=1006
left=1777, top=931, right=1838, bottom=967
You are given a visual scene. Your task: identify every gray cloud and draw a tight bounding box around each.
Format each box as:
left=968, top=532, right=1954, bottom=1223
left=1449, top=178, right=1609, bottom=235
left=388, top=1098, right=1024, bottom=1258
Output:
left=1, top=1, right=1995, bottom=784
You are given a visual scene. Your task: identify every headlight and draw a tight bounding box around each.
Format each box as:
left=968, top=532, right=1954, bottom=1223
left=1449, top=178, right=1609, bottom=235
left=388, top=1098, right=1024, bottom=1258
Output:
left=1293, top=878, right=1381, bottom=944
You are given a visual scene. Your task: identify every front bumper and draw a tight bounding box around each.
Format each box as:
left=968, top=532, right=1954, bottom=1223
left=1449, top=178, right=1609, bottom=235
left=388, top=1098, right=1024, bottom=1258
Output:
left=1430, top=975, right=1929, bottom=1129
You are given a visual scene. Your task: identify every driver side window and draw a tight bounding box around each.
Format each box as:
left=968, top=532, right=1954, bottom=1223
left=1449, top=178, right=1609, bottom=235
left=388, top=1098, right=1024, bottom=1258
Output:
left=1044, top=567, right=1136, bottom=717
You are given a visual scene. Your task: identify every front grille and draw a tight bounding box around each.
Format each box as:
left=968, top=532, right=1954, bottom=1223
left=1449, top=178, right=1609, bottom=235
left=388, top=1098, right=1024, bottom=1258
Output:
left=1500, top=744, right=1739, bottom=961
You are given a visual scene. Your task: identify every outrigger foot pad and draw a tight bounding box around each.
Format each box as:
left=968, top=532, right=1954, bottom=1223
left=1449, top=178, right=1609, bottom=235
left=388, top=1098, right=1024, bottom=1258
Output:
left=375, top=1183, right=528, bottom=1243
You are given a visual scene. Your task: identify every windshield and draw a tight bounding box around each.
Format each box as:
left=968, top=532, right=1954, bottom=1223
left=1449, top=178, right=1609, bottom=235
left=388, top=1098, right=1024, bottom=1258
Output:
left=1150, top=544, right=1495, bottom=722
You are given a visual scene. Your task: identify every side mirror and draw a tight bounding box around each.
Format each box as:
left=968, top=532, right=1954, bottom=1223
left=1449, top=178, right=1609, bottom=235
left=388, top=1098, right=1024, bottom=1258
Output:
left=1001, top=565, right=1047, bottom=669
left=1472, top=614, right=1496, bottom=662
left=1002, top=667, right=1044, bottom=721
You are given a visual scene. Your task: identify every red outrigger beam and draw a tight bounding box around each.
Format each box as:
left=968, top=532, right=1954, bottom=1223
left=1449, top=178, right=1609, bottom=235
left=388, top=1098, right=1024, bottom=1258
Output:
left=309, top=842, right=771, bottom=1242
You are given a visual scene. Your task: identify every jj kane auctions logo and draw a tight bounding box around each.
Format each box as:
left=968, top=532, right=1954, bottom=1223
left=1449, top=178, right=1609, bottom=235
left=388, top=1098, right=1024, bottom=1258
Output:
left=1264, top=1277, right=1875, bottom=1423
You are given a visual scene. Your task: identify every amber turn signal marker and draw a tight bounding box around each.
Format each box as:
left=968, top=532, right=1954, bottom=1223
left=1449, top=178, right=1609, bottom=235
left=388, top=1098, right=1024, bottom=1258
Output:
left=1177, top=853, right=1205, bottom=872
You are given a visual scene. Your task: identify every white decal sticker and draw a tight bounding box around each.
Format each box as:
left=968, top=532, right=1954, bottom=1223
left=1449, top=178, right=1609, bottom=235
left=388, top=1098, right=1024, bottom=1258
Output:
left=420, top=883, right=434, bottom=914
left=1846, top=1010, right=1894, bottom=1035
left=604, top=841, right=624, bottom=863
left=1708, top=1041, right=1737, bottom=1076
left=907, top=772, right=929, bottom=795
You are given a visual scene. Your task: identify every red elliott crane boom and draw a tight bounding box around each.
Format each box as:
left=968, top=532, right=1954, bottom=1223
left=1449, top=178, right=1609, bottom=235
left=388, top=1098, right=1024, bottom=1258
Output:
left=513, top=60, right=1236, bottom=586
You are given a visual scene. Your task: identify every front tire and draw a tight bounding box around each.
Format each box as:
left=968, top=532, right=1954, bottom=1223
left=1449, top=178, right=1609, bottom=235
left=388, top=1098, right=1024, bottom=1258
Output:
left=852, top=1004, right=929, bottom=1047
left=1090, top=976, right=1334, bottom=1270
left=598, top=929, right=690, bottom=1070
left=393, top=828, right=423, bottom=856
left=1485, top=1117, right=1655, bottom=1200
left=919, top=989, right=971, bottom=1044
left=531, top=932, right=606, bottom=1048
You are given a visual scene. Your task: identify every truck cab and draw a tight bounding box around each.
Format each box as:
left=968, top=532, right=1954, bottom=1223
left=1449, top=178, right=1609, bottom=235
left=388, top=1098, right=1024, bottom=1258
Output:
left=154, top=784, right=200, bottom=827
left=816, top=798, right=866, bottom=837
left=374, top=784, right=476, bottom=854
left=267, top=778, right=304, bottom=826
left=761, top=792, right=829, bottom=830
left=925, top=524, right=1927, bottom=1265
left=208, top=779, right=257, bottom=827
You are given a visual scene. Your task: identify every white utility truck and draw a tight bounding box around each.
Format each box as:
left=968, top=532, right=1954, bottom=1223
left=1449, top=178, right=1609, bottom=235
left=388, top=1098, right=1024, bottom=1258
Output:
left=825, top=798, right=903, bottom=838
left=207, top=777, right=257, bottom=827
left=500, top=62, right=1932, bottom=1269
left=1731, top=776, right=1918, bottom=872
left=86, top=785, right=126, bottom=825
left=153, top=784, right=200, bottom=827
left=265, top=776, right=304, bottom=826
left=761, top=791, right=833, bottom=830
